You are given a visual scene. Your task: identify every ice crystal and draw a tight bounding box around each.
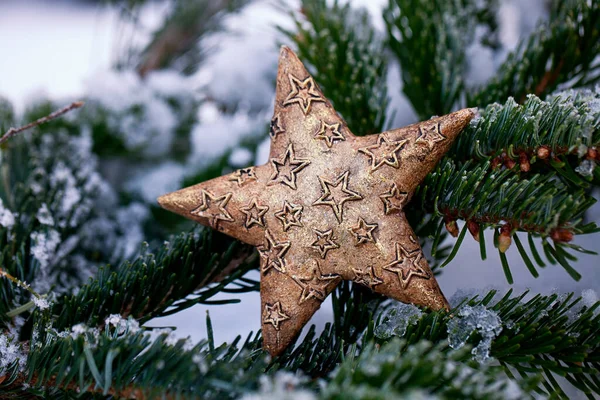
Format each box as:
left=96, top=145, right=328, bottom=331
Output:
left=447, top=305, right=502, bottom=363
left=374, top=302, right=424, bottom=339
left=575, top=159, right=595, bottom=177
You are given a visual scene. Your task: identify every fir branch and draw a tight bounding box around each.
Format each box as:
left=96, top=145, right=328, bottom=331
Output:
left=3, top=318, right=266, bottom=399
left=281, top=0, right=388, bottom=135
left=323, top=339, right=538, bottom=399
left=133, top=0, right=250, bottom=76
left=384, top=0, right=497, bottom=119
left=47, top=229, right=259, bottom=333
left=409, top=157, right=598, bottom=280
left=452, top=91, right=600, bottom=181
left=470, top=0, right=600, bottom=106
left=0, top=102, right=84, bottom=146
left=372, top=290, right=600, bottom=397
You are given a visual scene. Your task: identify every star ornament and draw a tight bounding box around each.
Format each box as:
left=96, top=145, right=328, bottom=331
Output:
left=158, top=46, right=475, bottom=356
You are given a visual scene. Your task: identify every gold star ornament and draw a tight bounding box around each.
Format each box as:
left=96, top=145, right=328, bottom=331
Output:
left=158, top=47, right=475, bottom=356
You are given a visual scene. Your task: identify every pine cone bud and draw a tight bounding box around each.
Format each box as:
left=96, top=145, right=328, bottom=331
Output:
left=467, top=220, right=480, bottom=242
left=498, top=225, right=512, bottom=253
left=505, top=158, right=516, bottom=169
left=537, top=145, right=551, bottom=159
left=444, top=218, right=459, bottom=238
left=519, top=152, right=530, bottom=172
left=491, top=157, right=501, bottom=169
left=551, top=228, right=574, bottom=243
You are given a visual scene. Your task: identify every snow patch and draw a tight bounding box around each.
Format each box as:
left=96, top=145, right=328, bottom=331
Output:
left=0, top=198, right=16, bottom=228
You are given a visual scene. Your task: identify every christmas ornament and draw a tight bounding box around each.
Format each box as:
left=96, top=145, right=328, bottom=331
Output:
left=158, top=46, right=475, bottom=356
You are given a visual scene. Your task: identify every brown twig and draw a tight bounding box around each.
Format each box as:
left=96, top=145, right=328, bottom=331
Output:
left=0, top=101, right=84, bottom=146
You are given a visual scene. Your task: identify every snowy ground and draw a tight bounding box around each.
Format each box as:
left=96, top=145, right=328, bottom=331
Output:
left=1, top=0, right=598, bottom=352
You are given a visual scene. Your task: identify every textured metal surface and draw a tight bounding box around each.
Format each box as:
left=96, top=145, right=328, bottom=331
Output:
left=158, top=46, right=475, bottom=356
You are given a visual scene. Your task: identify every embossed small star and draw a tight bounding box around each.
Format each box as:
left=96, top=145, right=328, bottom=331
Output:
left=258, top=230, right=290, bottom=275
left=380, top=183, right=409, bottom=214
left=311, top=229, right=340, bottom=258
left=353, top=266, right=383, bottom=289
left=270, top=114, right=285, bottom=139
left=229, top=167, right=257, bottom=186
left=314, top=121, right=344, bottom=148
left=349, top=217, right=378, bottom=244
left=240, top=198, right=268, bottom=228
left=264, top=302, right=290, bottom=330
left=190, top=190, right=234, bottom=227
left=313, top=171, right=362, bottom=222
left=292, top=264, right=341, bottom=303
left=359, top=134, right=408, bottom=171
left=383, top=243, right=431, bottom=289
left=158, top=46, right=475, bottom=356
left=283, top=75, right=325, bottom=115
left=274, top=201, right=303, bottom=231
left=416, top=121, right=446, bottom=150
left=268, top=144, right=310, bottom=189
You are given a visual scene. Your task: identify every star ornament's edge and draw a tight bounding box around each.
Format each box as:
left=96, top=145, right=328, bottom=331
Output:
left=157, top=45, right=478, bottom=357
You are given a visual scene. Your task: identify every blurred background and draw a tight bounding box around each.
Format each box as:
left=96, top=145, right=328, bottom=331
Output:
left=1, top=0, right=598, bottom=345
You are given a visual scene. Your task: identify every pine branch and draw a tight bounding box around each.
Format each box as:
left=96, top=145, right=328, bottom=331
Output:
left=280, top=0, right=388, bottom=135
left=470, top=0, right=600, bottom=106
left=0, top=102, right=84, bottom=146
left=46, top=229, right=259, bottom=333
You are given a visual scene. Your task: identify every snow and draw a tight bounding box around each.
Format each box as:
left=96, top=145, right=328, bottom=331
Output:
left=33, top=296, right=50, bottom=310
left=0, top=333, right=27, bottom=374
left=36, top=203, right=55, bottom=226
left=447, top=305, right=503, bottom=363
left=0, top=198, right=15, bottom=228
left=105, top=314, right=141, bottom=335
left=241, top=372, right=316, bottom=400
left=229, top=147, right=253, bottom=167
left=30, top=229, right=61, bottom=291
